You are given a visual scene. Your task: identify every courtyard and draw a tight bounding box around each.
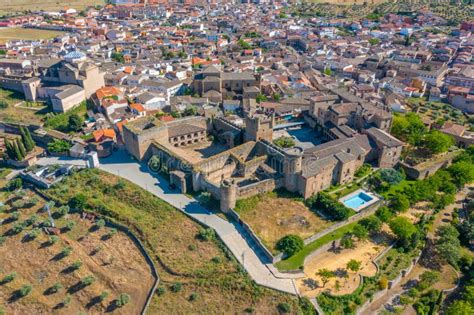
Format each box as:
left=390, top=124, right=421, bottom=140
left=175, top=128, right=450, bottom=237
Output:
left=273, top=124, right=324, bottom=150
left=160, top=139, right=229, bottom=164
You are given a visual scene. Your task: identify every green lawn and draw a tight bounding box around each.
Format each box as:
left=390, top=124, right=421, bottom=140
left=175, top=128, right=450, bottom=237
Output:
left=380, top=180, right=415, bottom=199
left=275, top=222, right=358, bottom=271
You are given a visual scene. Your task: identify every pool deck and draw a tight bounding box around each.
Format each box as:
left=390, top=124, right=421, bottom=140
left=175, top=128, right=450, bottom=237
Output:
left=339, top=189, right=380, bottom=212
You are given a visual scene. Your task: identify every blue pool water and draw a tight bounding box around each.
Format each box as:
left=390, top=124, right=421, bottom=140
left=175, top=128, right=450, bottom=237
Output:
left=343, top=192, right=374, bottom=210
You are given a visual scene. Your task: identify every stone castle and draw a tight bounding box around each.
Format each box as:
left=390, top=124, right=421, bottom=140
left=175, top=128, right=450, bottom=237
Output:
left=123, top=100, right=403, bottom=211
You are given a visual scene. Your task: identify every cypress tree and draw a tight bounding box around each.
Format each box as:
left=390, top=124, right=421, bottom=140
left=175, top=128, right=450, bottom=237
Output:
left=19, top=127, right=31, bottom=152
left=4, top=138, right=15, bottom=160
left=19, top=127, right=30, bottom=152
left=17, top=138, right=26, bottom=159
left=24, top=127, right=35, bottom=152
left=12, top=140, right=23, bottom=161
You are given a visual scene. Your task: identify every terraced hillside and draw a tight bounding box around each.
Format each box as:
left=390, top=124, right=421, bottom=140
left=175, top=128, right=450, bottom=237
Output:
left=0, top=0, right=104, bottom=15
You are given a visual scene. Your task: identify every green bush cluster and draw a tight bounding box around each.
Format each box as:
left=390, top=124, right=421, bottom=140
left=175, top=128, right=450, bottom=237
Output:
left=306, top=192, right=355, bottom=221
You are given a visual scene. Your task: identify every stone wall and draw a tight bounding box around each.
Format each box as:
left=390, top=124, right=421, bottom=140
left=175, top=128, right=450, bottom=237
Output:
left=213, top=117, right=243, bottom=135
left=227, top=209, right=275, bottom=263
left=400, top=158, right=453, bottom=180
left=0, top=77, right=25, bottom=94
left=237, top=178, right=283, bottom=199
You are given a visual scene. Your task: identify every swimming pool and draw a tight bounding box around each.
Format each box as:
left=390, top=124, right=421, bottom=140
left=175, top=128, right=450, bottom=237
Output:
left=340, top=190, right=378, bottom=211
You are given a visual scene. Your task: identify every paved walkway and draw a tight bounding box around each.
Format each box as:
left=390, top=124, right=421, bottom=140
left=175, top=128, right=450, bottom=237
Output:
left=37, top=150, right=299, bottom=295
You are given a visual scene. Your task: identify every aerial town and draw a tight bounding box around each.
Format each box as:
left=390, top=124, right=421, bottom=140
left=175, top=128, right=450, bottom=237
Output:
left=0, top=1, right=473, bottom=314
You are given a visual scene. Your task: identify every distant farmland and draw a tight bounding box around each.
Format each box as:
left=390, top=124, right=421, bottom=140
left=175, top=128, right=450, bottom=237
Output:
left=0, top=0, right=105, bottom=15
left=0, top=28, right=65, bottom=44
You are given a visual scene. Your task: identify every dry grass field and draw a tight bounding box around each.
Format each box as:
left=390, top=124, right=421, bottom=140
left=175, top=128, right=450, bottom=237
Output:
left=0, top=190, right=154, bottom=314
left=0, top=88, right=48, bottom=125
left=0, top=28, right=65, bottom=44
left=0, top=0, right=104, bottom=15
left=235, top=190, right=333, bottom=253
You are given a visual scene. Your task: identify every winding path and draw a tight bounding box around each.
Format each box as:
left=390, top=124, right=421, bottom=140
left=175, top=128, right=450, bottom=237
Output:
left=37, top=149, right=300, bottom=295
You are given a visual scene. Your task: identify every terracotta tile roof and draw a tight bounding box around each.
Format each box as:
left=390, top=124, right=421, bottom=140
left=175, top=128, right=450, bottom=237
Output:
left=92, top=129, right=116, bottom=142
left=159, top=115, right=174, bottom=122
left=96, top=86, right=122, bottom=100
left=130, top=103, right=145, bottom=112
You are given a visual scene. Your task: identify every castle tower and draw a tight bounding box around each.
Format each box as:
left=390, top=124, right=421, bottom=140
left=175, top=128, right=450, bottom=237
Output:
left=21, top=77, right=40, bottom=101
left=244, top=113, right=275, bottom=142
left=282, top=146, right=303, bottom=192
left=220, top=178, right=236, bottom=212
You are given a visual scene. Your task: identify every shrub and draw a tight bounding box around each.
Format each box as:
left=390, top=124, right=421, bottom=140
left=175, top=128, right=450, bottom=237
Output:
left=50, top=282, right=63, bottom=293
left=10, top=211, right=20, bottom=221
left=69, top=194, right=87, bottom=210
left=1, top=272, right=17, bottom=283
left=19, top=284, right=32, bottom=297
left=352, top=224, right=368, bottom=240
left=105, top=228, right=117, bottom=239
left=273, top=136, right=296, bottom=148
left=340, top=234, right=354, bottom=249
left=418, top=270, right=440, bottom=289
left=277, top=302, right=291, bottom=313
left=63, top=294, right=72, bottom=306
left=379, top=277, right=388, bottom=290
left=5, top=178, right=22, bottom=191
left=11, top=222, right=24, bottom=234
left=64, top=221, right=75, bottom=231
left=390, top=194, right=410, bottom=212
left=197, top=228, right=216, bottom=241
left=47, top=139, right=72, bottom=153
left=57, top=247, right=72, bottom=259
left=94, top=219, right=106, bottom=230
left=189, top=292, right=198, bottom=301
left=24, top=214, right=38, bottom=226
left=55, top=205, right=70, bottom=218
left=26, top=228, right=41, bottom=240
left=359, top=216, right=382, bottom=233
left=379, top=168, right=405, bottom=185
left=116, top=293, right=130, bottom=307
left=171, top=283, right=182, bottom=293
left=306, top=192, right=354, bottom=221
left=99, top=291, right=109, bottom=301
left=156, top=287, right=166, bottom=296
left=276, top=235, right=304, bottom=257
left=49, top=235, right=60, bottom=245
left=197, top=191, right=212, bottom=206
left=211, top=256, right=222, bottom=264
left=70, top=261, right=83, bottom=271
left=81, top=275, right=95, bottom=286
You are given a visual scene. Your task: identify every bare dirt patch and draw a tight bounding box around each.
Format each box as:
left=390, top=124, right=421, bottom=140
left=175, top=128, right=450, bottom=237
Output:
left=298, top=236, right=390, bottom=298
left=0, top=190, right=154, bottom=314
